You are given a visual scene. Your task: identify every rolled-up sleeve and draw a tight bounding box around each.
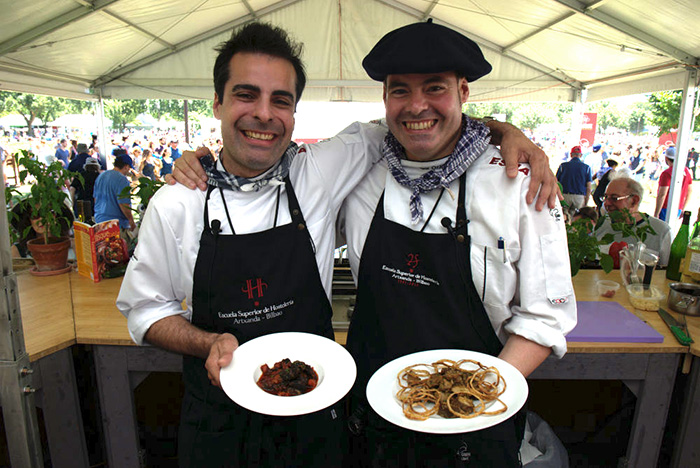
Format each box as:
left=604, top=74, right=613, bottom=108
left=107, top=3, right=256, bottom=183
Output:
left=505, top=189, right=576, bottom=358
left=116, top=188, right=194, bottom=345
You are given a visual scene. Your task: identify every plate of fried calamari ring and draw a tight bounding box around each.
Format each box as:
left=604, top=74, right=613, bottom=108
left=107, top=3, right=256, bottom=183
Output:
left=220, top=332, right=356, bottom=416
left=366, top=349, right=528, bottom=434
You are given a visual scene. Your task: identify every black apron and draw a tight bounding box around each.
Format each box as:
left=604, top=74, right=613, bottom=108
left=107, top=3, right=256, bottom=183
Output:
left=178, top=178, right=343, bottom=468
left=345, top=173, right=525, bottom=468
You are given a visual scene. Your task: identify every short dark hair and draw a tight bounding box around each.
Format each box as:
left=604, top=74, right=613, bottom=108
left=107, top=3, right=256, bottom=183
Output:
left=113, top=158, right=129, bottom=169
left=213, top=22, right=306, bottom=105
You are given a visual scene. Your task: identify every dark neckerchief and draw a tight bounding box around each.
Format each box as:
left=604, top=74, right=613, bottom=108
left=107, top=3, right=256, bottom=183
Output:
left=201, top=142, right=297, bottom=192
left=383, top=114, right=490, bottom=224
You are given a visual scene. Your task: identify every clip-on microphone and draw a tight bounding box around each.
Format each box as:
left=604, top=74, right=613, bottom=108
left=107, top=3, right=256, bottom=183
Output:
left=211, top=219, right=222, bottom=237
left=441, top=217, right=455, bottom=236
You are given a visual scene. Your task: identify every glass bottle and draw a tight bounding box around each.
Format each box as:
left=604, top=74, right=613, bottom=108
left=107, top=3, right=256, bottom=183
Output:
left=667, top=211, right=691, bottom=280
left=682, top=232, right=700, bottom=283
left=692, top=208, right=700, bottom=239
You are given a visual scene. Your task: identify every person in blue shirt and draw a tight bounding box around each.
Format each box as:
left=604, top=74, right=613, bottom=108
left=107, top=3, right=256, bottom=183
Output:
left=94, top=154, right=135, bottom=235
left=169, top=140, right=182, bottom=160
left=54, top=139, right=70, bottom=167
left=67, top=143, right=91, bottom=173
left=556, top=145, right=592, bottom=218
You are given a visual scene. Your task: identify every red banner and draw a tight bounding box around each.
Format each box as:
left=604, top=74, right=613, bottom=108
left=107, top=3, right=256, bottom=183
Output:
left=579, top=112, right=597, bottom=147
left=658, top=129, right=677, bottom=146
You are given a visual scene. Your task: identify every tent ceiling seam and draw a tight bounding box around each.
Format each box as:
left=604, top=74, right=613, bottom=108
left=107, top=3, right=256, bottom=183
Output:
left=375, top=0, right=582, bottom=90
left=0, top=0, right=120, bottom=57
left=90, top=0, right=303, bottom=89
left=552, top=0, right=698, bottom=66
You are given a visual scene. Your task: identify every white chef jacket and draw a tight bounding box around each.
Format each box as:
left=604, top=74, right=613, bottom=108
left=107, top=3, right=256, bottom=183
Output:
left=337, top=145, right=577, bottom=358
left=118, top=122, right=385, bottom=345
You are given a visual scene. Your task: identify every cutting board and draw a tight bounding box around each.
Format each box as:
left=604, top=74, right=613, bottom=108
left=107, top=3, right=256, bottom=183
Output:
left=567, top=301, right=663, bottom=343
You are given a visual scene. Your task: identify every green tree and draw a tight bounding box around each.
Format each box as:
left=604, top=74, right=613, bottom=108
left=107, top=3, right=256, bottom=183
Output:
left=628, top=102, right=651, bottom=135
left=647, top=90, right=700, bottom=135
left=0, top=91, right=68, bottom=136
left=103, top=99, right=147, bottom=131
left=146, top=99, right=212, bottom=121
left=510, top=103, right=559, bottom=131
left=588, top=101, right=629, bottom=132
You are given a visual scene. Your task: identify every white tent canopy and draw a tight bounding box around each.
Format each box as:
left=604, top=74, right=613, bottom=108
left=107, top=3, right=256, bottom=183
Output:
left=0, top=0, right=698, bottom=104
left=46, top=113, right=111, bottom=128
left=0, top=113, right=42, bottom=127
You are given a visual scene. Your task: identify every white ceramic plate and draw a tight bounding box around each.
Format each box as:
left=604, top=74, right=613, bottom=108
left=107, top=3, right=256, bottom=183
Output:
left=366, top=349, right=528, bottom=434
left=220, top=332, right=356, bottom=416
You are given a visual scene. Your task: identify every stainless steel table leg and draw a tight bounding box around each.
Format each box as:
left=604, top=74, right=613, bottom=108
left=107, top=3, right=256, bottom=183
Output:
left=0, top=353, right=43, bottom=468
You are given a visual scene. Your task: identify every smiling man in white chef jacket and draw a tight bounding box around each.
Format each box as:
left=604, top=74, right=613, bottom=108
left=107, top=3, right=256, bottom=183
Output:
left=333, top=20, right=577, bottom=467
left=133, top=20, right=569, bottom=468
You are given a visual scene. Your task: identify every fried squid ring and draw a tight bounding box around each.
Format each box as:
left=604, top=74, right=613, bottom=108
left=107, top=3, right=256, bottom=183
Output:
left=396, top=359, right=508, bottom=421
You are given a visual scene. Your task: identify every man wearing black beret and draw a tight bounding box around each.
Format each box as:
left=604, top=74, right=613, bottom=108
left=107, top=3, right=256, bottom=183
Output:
left=340, top=20, right=576, bottom=467
left=165, top=20, right=572, bottom=467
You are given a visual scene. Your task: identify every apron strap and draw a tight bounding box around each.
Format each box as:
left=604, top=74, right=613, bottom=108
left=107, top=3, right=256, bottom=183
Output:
left=283, top=175, right=316, bottom=254
left=218, top=187, right=235, bottom=234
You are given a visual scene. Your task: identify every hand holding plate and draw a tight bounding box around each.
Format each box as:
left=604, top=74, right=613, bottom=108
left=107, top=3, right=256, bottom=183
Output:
left=205, top=333, right=239, bottom=387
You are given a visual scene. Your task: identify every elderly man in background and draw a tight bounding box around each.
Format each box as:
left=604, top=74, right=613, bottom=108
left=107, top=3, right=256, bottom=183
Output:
left=654, top=146, right=693, bottom=222
left=557, top=145, right=592, bottom=218
left=595, top=176, right=671, bottom=266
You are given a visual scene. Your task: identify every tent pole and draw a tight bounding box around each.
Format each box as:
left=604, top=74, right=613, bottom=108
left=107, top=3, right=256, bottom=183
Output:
left=665, top=68, right=697, bottom=233
left=570, top=88, right=586, bottom=147
left=184, top=100, right=190, bottom=145
left=96, top=92, right=110, bottom=169
left=0, top=162, right=45, bottom=468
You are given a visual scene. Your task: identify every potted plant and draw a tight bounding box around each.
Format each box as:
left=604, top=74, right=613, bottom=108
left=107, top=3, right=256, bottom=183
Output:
left=16, top=150, right=80, bottom=275
left=565, top=208, right=657, bottom=277
left=118, top=176, right=164, bottom=250
left=566, top=217, right=614, bottom=276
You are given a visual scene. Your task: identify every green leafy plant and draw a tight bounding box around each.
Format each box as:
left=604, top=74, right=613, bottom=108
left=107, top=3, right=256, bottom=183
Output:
left=605, top=208, right=657, bottom=243
left=566, top=208, right=657, bottom=276
left=119, top=176, right=164, bottom=215
left=5, top=185, right=29, bottom=244
left=566, top=218, right=614, bottom=276
left=17, top=150, right=81, bottom=244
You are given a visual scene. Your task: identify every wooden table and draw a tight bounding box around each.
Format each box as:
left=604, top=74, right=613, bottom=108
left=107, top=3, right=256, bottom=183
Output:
left=541, top=270, right=685, bottom=468
left=15, top=269, right=690, bottom=468
left=13, top=272, right=89, bottom=468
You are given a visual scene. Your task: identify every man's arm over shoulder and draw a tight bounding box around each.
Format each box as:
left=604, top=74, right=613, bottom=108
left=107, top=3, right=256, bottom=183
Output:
left=302, top=121, right=386, bottom=212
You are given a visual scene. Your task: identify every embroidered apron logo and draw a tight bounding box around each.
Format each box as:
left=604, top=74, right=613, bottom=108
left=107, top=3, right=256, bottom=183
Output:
left=242, top=278, right=268, bottom=306
left=381, top=265, right=440, bottom=287
left=217, top=299, right=295, bottom=323
left=405, top=253, right=420, bottom=272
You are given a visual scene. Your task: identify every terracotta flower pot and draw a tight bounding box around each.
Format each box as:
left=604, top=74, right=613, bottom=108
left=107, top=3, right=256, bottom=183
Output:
left=26, top=237, right=71, bottom=276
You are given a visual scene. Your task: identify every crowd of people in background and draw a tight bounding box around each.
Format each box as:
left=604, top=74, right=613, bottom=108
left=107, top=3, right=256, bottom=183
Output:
left=0, top=126, right=225, bottom=184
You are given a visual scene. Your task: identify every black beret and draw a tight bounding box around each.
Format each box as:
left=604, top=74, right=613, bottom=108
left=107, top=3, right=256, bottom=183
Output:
left=362, top=19, right=492, bottom=82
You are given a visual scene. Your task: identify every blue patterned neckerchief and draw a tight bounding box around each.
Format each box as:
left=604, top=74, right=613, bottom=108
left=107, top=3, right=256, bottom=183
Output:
left=201, top=142, right=298, bottom=192
left=383, top=114, right=491, bottom=224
